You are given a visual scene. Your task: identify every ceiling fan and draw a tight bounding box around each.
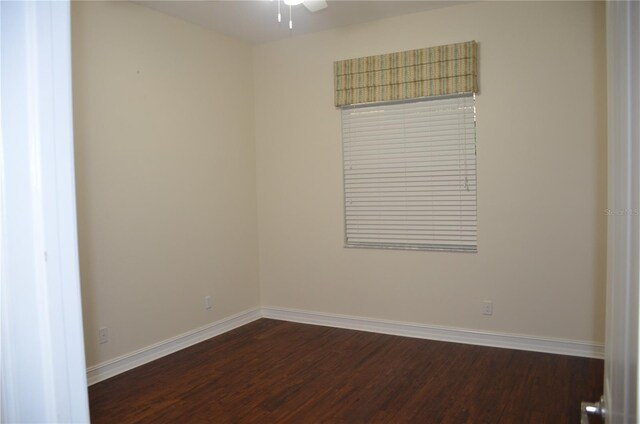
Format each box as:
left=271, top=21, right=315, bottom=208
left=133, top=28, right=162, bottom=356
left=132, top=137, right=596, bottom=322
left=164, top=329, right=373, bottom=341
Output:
left=274, top=0, right=328, bottom=29
left=289, top=0, right=328, bottom=13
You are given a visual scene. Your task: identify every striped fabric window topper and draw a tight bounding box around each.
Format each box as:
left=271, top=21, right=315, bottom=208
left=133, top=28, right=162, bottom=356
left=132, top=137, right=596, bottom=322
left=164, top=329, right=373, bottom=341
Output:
left=334, top=41, right=478, bottom=107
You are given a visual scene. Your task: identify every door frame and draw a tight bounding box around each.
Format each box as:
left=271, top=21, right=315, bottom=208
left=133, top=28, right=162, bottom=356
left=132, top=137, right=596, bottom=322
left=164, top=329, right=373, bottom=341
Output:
left=604, top=1, right=640, bottom=422
left=1, top=1, right=90, bottom=422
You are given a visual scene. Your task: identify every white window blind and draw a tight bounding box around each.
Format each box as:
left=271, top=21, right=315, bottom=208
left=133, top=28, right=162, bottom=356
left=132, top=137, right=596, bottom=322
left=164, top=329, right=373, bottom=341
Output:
left=342, top=95, right=477, bottom=252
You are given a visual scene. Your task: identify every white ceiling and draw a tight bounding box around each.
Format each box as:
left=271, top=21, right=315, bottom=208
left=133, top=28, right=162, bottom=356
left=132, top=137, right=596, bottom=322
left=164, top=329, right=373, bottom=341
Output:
left=134, top=1, right=468, bottom=44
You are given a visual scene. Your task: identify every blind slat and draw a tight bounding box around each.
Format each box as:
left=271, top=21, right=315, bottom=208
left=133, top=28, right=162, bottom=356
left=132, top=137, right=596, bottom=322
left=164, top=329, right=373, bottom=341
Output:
left=343, top=95, right=477, bottom=251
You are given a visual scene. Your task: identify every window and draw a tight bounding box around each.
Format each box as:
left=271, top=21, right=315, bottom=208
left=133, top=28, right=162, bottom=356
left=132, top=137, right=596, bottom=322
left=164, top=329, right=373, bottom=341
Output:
left=342, top=95, right=477, bottom=252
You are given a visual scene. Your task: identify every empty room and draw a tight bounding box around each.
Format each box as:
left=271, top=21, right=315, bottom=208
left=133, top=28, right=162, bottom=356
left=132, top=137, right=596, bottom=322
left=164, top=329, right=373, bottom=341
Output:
left=2, top=1, right=639, bottom=423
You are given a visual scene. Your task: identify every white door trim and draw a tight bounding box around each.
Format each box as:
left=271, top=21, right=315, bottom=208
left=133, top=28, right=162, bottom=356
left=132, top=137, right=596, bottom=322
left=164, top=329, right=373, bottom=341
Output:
left=604, top=1, right=640, bottom=422
left=1, top=1, right=90, bottom=422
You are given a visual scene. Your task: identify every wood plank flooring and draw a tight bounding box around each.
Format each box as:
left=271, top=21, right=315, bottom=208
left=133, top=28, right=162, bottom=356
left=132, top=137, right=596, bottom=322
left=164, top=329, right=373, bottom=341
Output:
left=89, top=319, right=603, bottom=423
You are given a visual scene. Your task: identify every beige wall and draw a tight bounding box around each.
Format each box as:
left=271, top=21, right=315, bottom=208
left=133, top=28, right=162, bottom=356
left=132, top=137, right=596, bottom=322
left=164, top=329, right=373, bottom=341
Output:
left=72, top=1, right=259, bottom=366
left=253, top=1, right=607, bottom=342
left=73, top=0, right=607, bottom=368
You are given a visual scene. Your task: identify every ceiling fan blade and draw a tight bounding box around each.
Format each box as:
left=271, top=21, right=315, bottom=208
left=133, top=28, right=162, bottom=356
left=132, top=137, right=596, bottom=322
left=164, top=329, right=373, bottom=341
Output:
left=303, top=0, right=328, bottom=12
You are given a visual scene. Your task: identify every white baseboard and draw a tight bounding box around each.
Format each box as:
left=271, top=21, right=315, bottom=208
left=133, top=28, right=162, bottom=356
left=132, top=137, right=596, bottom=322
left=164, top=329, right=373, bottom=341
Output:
left=261, top=306, right=605, bottom=359
left=86, top=308, right=262, bottom=385
left=87, top=306, right=603, bottom=385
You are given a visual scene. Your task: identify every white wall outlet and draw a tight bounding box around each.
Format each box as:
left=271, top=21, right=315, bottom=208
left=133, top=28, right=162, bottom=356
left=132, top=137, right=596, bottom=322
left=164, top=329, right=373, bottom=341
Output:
left=482, top=300, right=493, bottom=316
left=98, top=327, right=109, bottom=344
left=204, top=295, right=212, bottom=310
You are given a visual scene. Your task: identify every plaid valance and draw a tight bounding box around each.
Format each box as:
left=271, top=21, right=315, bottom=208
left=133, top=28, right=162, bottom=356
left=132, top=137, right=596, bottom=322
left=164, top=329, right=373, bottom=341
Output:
left=334, top=41, right=478, bottom=107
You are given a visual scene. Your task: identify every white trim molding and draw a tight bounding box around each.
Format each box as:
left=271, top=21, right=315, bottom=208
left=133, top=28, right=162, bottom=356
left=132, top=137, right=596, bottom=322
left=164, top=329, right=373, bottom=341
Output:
left=2, top=1, right=90, bottom=421
left=262, top=306, right=604, bottom=359
left=87, top=306, right=603, bottom=385
left=86, top=308, right=261, bottom=385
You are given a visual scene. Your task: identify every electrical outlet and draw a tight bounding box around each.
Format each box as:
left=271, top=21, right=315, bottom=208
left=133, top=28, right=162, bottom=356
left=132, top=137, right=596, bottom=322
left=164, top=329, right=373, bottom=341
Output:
left=482, top=301, right=493, bottom=316
left=204, top=295, right=212, bottom=310
left=98, top=327, right=109, bottom=344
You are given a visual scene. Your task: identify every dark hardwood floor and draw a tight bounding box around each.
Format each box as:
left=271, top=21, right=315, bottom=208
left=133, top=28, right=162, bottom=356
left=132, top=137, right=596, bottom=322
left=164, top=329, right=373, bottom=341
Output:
left=89, top=319, right=603, bottom=423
